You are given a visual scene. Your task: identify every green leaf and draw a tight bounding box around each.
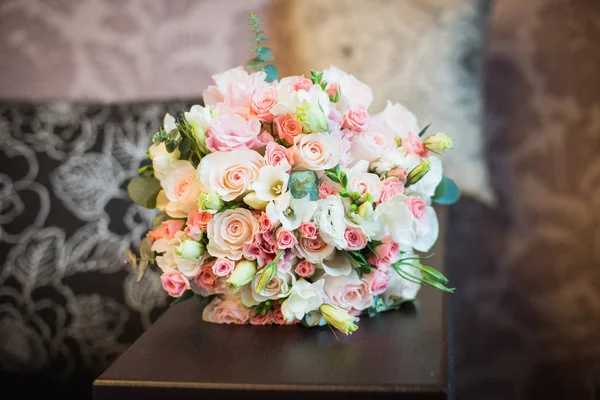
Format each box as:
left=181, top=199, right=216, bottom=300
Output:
left=170, top=290, right=195, bottom=305
left=340, top=172, right=348, bottom=188
left=432, top=176, right=461, bottom=205
left=325, top=171, right=341, bottom=184
left=290, top=171, right=319, bottom=201
left=245, top=58, right=263, bottom=70
left=165, top=140, right=177, bottom=153
left=264, top=64, right=279, bottom=82
left=178, top=138, right=190, bottom=155
left=417, top=123, right=432, bottom=137
left=257, top=46, right=272, bottom=58
left=152, top=212, right=169, bottom=229
left=127, top=176, right=162, bottom=208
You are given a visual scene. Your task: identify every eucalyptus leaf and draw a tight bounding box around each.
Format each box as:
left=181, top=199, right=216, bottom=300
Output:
left=264, top=64, right=279, bottom=82
left=289, top=171, right=319, bottom=201
left=432, top=176, right=461, bottom=205
left=246, top=58, right=263, bottom=70
left=257, top=46, right=272, bottom=58
left=127, top=176, right=162, bottom=208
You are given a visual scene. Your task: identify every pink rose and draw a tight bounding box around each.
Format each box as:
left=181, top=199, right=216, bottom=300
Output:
left=264, top=142, right=293, bottom=170
left=298, top=222, right=317, bottom=239
left=294, top=260, right=316, bottom=277
left=388, top=167, right=408, bottom=180
left=378, top=177, right=405, bottom=204
left=160, top=270, right=190, bottom=298
left=202, top=297, right=251, bottom=325
left=249, top=313, right=272, bottom=325
left=364, top=270, right=390, bottom=296
left=274, top=114, right=303, bottom=145
left=292, top=75, right=313, bottom=92
left=276, top=228, right=297, bottom=250
left=270, top=305, right=299, bottom=325
left=212, top=258, right=235, bottom=277
left=402, top=134, right=429, bottom=157
left=147, top=220, right=184, bottom=242
left=349, top=123, right=396, bottom=164
left=367, top=253, right=390, bottom=272
left=258, top=211, right=274, bottom=233
left=374, top=237, right=401, bottom=266
left=294, top=235, right=335, bottom=263
left=323, top=271, right=373, bottom=311
left=202, top=66, right=266, bottom=109
left=207, top=114, right=270, bottom=152
left=343, top=226, right=368, bottom=251
left=250, top=87, right=277, bottom=122
left=194, top=262, right=218, bottom=292
left=342, top=106, right=370, bottom=131
left=404, top=196, right=427, bottom=219
left=318, top=181, right=339, bottom=199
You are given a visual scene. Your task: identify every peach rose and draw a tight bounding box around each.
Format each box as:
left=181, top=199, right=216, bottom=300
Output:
left=276, top=227, right=297, bottom=250
left=249, top=313, right=272, bottom=325
left=147, top=220, right=185, bottom=242
left=161, top=161, right=202, bottom=218
left=258, top=211, right=274, bottom=233
left=264, top=141, right=293, bottom=170
left=184, top=209, right=213, bottom=240
left=194, top=261, right=218, bottom=292
left=160, top=270, right=190, bottom=298
left=342, top=106, right=370, bottom=131
left=207, top=208, right=260, bottom=260
left=295, top=260, right=316, bottom=277
left=323, top=270, right=373, bottom=311
left=292, top=132, right=343, bottom=171
left=250, top=87, right=277, bottom=122
left=378, top=177, right=404, bottom=204
left=343, top=226, right=368, bottom=251
left=274, top=114, right=303, bottom=144
left=404, top=196, right=427, bottom=219
left=202, top=297, right=251, bottom=325
left=293, top=234, right=335, bottom=263
left=198, top=149, right=265, bottom=201
left=298, top=222, right=317, bottom=239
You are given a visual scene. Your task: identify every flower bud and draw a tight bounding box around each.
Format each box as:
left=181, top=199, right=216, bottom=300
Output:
left=319, top=304, right=358, bottom=335
left=227, top=260, right=257, bottom=289
left=198, top=192, right=223, bottom=212
left=243, top=192, right=269, bottom=210
left=176, top=240, right=204, bottom=260
left=357, top=201, right=373, bottom=219
left=296, top=100, right=328, bottom=133
left=406, top=160, right=431, bottom=187
left=254, top=261, right=278, bottom=294
left=424, top=132, right=453, bottom=153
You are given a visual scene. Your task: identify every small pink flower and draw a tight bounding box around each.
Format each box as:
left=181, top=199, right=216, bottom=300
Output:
left=258, top=211, right=274, bottom=233
left=343, top=226, right=368, bottom=251
left=271, top=308, right=287, bottom=325
left=274, top=114, right=303, bottom=145
left=378, top=177, right=404, bottom=204
left=318, top=181, right=339, bottom=199
left=194, top=262, right=218, bottom=292
left=212, top=258, right=235, bottom=277
left=187, top=209, right=213, bottom=231
left=327, top=83, right=338, bottom=97
left=364, top=270, right=390, bottom=296
left=373, top=237, right=400, bottom=266
left=292, top=75, right=313, bottom=92
left=342, top=106, right=370, bottom=131
left=160, top=270, right=190, bottom=298
left=404, top=196, right=427, bottom=219
left=147, top=220, right=184, bottom=242
left=298, top=222, right=318, bottom=239
left=264, top=141, right=293, bottom=170
left=402, top=134, right=429, bottom=157
left=367, top=253, right=390, bottom=272
left=250, top=87, right=277, bottom=122
left=276, top=228, right=297, bottom=250
left=295, top=260, right=316, bottom=277
left=207, top=113, right=270, bottom=152
left=387, top=167, right=408, bottom=180
left=249, top=313, right=272, bottom=325
left=184, top=226, right=202, bottom=240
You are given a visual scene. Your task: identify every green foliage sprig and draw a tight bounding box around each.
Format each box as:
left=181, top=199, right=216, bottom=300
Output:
left=246, top=13, right=278, bottom=82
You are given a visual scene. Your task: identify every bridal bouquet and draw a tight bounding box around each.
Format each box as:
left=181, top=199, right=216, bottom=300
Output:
left=126, top=14, right=458, bottom=334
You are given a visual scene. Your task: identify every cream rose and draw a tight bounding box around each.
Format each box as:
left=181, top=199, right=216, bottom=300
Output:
left=202, top=297, right=251, bottom=325
left=161, top=160, right=202, bottom=218
left=349, top=122, right=396, bottom=165
left=293, top=234, right=335, bottom=263
left=241, top=270, right=296, bottom=307
left=207, top=208, right=259, bottom=260
left=198, top=149, right=265, bottom=201
left=323, top=270, right=373, bottom=311
left=292, top=132, right=343, bottom=171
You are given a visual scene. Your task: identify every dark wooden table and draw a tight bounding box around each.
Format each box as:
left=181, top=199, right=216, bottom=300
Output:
left=94, top=211, right=452, bottom=399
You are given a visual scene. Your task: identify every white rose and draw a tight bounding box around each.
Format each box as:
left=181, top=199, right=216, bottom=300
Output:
left=322, top=65, right=373, bottom=110
left=375, top=100, right=420, bottom=140
left=314, top=195, right=347, bottom=249
left=292, top=132, right=343, bottom=171
left=345, top=160, right=382, bottom=202
left=161, top=160, right=202, bottom=218
left=281, top=279, right=325, bottom=322
left=323, top=270, right=373, bottom=311
left=349, top=122, right=396, bottom=165
left=198, top=149, right=265, bottom=201
left=241, top=270, right=296, bottom=307
left=206, top=208, right=259, bottom=260
left=266, top=191, right=317, bottom=231
left=381, top=265, right=422, bottom=306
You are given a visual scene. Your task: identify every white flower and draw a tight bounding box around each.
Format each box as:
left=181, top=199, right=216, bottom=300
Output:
left=198, top=149, right=264, bottom=201
left=322, top=65, right=373, bottom=110
left=292, top=132, right=343, bottom=171
left=252, top=162, right=290, bottom=202
left=406, top=156, right=443, bottom=199
left=345, top=160, right=382, bottom=202
left=266, top=192, right=317, bottom=231
left=271, top=80, right=329, bottom=117
left=163, top=113, right=177, bottom=133
left=375, top=100, right=420, bottom=139
left=370, top=147, right=419, bottom=175
left=314, top=195, right=347, bottom=249
left=381, top=265, right=422, bottom=306
left=323, top=270, right=373, bottom=311
left=319, top=250, right=352, bottom=276
left=344, top=199, right=383, bottom=240
left=184, top=104, right=211, bottom=147
left=281, top=279, right=325, bottom=322
left=349, top=122, right=396, bottom=165
left=241, top=269, right=296, bottom=307
left=149, top=142, right=180, bottom=180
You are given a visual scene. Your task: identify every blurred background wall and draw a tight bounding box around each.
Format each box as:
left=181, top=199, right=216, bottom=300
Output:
left=1, top=0, right=599, bottom=399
